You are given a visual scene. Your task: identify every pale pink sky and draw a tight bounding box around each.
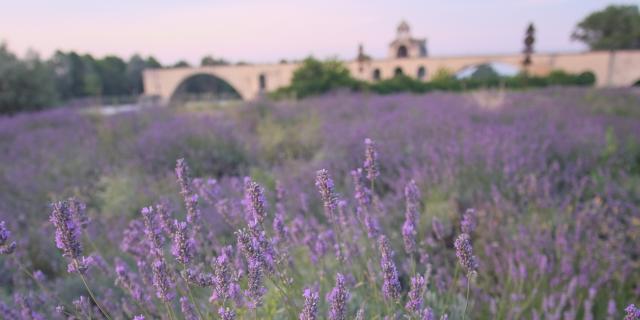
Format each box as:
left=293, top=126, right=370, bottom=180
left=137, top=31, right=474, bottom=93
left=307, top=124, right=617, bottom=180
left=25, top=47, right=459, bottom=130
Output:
left=0, top=0, right=634, bottom=65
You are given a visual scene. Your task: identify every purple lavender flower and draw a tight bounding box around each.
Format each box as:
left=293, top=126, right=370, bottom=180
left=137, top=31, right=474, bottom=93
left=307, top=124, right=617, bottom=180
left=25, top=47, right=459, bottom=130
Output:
left=171, top=220, right=195, bottom=265
left=406, top=274, right=427, bottom=313
left=151, top=259, right=175, bottom=302
left=211, top=253, right=232, bottom=301
left=328, top=273, right=349, bottom=320
left=0, top=220, right=16, bottom=255
left=114, top=258, right=149, bottom=303
left=421, top=308, right=435, bottom=320
left=316, top=169, right=338, bottom=222
left=351, top=168, right=372, bottom=208
left=218, top=306, right=236, bottom=320
left=50, top=201, right=87, bottom=273
left=140, top=206, right=164, bottom=259
left=175, top=158, right=201, bottom=227
left=363, top=138, right=379, bottom=183
left=180, top=296, right=198, bottom=320
left=431, top=217, right=445, bottom=241
left=355, top=307, right=365, bottom=320
left=454, top=233, right=479, bottom=275
left=378, top=235, right=401, bottom=301
left=182, top=268, right=214, bottom=287
left=402, top=180, right=420, bottom=254
left=625, top=304, right=640, bottom=320
left=68, top=197, right=89, bottom=229
left=299, top=287, right=320, bottom=320
left=460, top=209, right=476, bottom=234
left=236, top=229, right=266, bottom=307
left=133, top=316, right=145, bottom=320
left=244, top=178, right=267, bottom=226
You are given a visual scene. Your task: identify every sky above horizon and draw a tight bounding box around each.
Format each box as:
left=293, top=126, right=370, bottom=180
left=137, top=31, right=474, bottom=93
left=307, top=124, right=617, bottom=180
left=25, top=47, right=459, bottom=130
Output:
left=0, top=0, right=635, bottom=65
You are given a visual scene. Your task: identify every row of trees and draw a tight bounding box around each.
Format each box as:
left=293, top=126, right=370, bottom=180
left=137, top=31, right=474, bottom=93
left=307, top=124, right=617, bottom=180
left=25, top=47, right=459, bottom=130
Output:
left=0, top=44, right=233, bottom=114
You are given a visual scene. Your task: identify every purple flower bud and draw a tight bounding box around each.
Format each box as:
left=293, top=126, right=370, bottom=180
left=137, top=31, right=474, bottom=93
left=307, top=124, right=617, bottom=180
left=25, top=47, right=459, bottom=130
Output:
left=328, top=273, right=349, bottom=320
left=244, top=178, right=267, bottom=227
left=180, top=297, right=198, bottom=320
left=182, top=268, right=214, bottom=287
left=431, top=217, right=445, bottom=241
left=402, top=180, right=420, bottom=253
left=363, top=138, right=379, bottom=182
left=299, top=287, right=320, bottom=320
left=460, top=209, right=476, bottom=234
left=625, top=304, right=640, bottom=320
left=133, top=316, right=145, bottom=320
left=378, top=235, right=401, bottom=301
left=114, top=258, right=149, bottom=303
left=316, top=169, right=338, bottom=222
left=171, top=220, right=195, bottom=265
left=406, top=274, right=427, bottom=313
left=0, top=221, right=16, bottom=255
left=351, top=168, right=372, bottom=208
left=50, top=201, right=87, bottom=272
left=218, top=306, right=236, bottom=320
left=151, top=259, right=174, bottom=302
left=421, top=308, right=435, bottom=320
left=454, top=233, right=479, bottom=275
left=68, top=197, right=89, bottom=229
left=175, top=158, right=201, bottom=228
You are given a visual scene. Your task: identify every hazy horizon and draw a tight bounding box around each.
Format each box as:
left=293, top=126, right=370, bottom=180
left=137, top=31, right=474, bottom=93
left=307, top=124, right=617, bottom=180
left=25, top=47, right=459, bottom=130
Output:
left=1, top=0, right=636, bottom=65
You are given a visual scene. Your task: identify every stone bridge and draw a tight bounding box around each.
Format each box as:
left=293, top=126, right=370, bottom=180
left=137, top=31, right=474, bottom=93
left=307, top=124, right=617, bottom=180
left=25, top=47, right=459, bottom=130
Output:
left=143, top=50, right=640, bottom=102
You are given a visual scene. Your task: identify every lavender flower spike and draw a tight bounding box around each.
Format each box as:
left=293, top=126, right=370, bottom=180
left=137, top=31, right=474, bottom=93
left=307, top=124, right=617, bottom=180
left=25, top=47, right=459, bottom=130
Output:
left=316, top=169, right=338, bottom=222
left=328, top=273, right=349, bottom=320
left=171, top=220, right=194, bottom=265
left=175, top=158, right=201, bottom=227
left=0, top=221, right=16, bottom=255
left=50, top=201, right=87, bottom=273
left=454, top=233, right=479, bottom=275
left=180, top=296, right=198, bottom=320
left=460, top=208, right=477, bottom=234
left=402, top=180, right=420, bottom=254
left=299, top=287, right=320, bottom=320
left=378, top=235, right=402, bottom=301
left=625, top=304, right=640, bottom=320
left=219, top=306, right=236, bottom=320
left=406, top=274, right=427, bottom=313
left=244, top=178, right=267, bottom=226
left=363, top=138, right=379, bottom=182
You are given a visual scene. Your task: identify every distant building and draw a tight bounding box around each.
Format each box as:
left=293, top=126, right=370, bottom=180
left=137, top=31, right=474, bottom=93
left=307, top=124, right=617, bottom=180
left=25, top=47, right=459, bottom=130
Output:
left=388, top=21, right=427, bottom=59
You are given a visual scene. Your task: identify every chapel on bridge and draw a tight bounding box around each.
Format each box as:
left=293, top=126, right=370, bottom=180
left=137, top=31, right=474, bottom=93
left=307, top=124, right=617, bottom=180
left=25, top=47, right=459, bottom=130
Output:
left=388, top=20, right=428, bottom=59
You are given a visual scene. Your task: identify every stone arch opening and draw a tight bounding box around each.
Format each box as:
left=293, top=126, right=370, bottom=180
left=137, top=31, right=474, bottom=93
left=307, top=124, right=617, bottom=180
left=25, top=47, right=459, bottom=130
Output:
left=455, top=62, right=519, bottom=80
left=259, top=73, right=267, bottom=91
left=397, top=45, right=408, bottom=58
left=373, top=68, right=381, bottom=81
left=394, top=67, right=404, bottom=77
left=170, top=73, right=242, bottom=104
left=417, top=66, right=427, bottom=80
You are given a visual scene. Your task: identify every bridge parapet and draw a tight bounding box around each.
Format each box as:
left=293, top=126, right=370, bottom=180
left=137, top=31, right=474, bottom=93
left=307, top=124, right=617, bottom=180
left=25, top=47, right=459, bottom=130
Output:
left=143, top=50, right=640, bottom=102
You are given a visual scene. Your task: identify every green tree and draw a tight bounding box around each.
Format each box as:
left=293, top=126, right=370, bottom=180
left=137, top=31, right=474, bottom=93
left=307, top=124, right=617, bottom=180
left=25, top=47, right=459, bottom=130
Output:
left=200, top=55, right=229, bottom=66
left=281, top=57, right=362, bottom=98
left=572, top=5, right=640, bottom=50
left=470, top=64, right=500, bottom=81
left=126, top=54, right=147, bottom=94
left=96, top=55, right=128, bottom=96
left=0, top=44, right=56, bottom=114
left=173, top=60, right=191, bottom=68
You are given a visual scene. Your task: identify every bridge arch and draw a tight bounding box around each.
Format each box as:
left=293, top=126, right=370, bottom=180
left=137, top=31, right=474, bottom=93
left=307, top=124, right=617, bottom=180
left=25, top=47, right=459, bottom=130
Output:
left=169, top=72, right=243, bottom=102
left=455, top=61, right=520, bottom=79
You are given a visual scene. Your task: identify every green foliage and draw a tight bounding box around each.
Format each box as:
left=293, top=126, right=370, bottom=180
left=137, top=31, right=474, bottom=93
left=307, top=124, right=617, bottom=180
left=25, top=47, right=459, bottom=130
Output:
left=369, top=74, right=430, bottom=94
left=572, top=5, right=640, bottom=50
left=272, top=57, right=365, bottom=98
left=200, top=55, right=229, bottom=66
left=0, top=44, right=57, bottom=114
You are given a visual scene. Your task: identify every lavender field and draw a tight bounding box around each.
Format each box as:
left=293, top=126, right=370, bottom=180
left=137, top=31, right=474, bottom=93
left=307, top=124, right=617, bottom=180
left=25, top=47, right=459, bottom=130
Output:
left=1, top=88, right=640, bottom=319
